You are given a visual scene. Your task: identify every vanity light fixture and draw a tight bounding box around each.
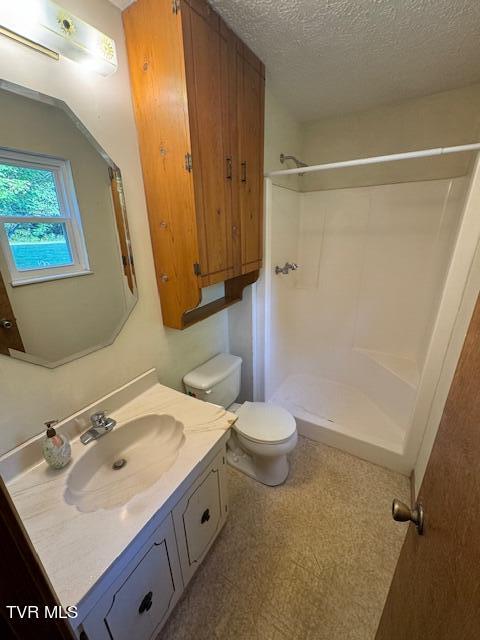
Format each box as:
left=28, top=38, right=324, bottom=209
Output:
left=0, top=0, right=117, bottom=75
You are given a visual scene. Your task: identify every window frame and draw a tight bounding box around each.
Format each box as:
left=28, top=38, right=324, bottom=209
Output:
left=0, top=148, right=91, bottom=286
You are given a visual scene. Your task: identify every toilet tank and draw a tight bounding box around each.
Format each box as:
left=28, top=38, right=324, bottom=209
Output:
left=183, top=353, right=242, bottom=408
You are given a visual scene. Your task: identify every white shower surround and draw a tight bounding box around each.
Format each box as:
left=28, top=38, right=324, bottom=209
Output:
left=260, top=169, right=477, bottom=474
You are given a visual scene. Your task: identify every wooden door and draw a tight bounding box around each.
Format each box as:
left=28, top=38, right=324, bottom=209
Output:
left=182, top=0, right=234, bottom=286
left=376, top=294, right=480, bottom=639
left=0, top=268, right=24, bottom=356
left=237, top=50, right=265, bottom=274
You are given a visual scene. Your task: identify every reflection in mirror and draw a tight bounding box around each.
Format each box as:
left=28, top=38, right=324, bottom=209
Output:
left=0, top=81, right=137, bottom=368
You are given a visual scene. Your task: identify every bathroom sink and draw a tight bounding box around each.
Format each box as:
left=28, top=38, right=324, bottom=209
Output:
left=64, top=414, right=185, bottom=512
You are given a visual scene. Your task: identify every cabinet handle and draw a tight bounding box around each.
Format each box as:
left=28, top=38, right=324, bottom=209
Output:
left=138, top=591, right=153, bottom=614
left=226, top=157, right=233, bottom=180
left=241, top=160, right=247, bottom=183
left=201, top=508, right=210, bottom=524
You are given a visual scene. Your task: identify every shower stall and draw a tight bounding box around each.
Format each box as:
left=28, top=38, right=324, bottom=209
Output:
left=258, top=147, right=480, bottom=473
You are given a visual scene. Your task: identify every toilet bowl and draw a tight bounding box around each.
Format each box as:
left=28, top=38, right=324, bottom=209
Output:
left=183, top=354, right=297, bottom=486
left=227, top=401, right=297, bottom=485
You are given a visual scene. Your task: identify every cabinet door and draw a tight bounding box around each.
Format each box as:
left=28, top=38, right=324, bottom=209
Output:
left=81, top=515, right=182, bottom=640
left=220, top=20, right=242, bottom=278
left=105, top=541, right=173, bottom=640
left=182, top=1, right=234, bottom=286
left=237, top=51, right=265, bottom=274
left=123, top=0, right=201, bottom=329
left=173, top=449, right=228, bottom=585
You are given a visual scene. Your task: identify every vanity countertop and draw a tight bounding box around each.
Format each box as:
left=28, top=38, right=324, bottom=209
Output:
left=2, top=372, right=235, bottom=616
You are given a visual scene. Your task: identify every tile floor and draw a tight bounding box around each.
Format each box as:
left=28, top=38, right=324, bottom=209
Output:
left=159, top=436, right=410, bottom=640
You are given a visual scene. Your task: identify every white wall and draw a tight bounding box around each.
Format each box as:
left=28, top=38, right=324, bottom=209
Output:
left=264, top=184, right=300, bottom=399
left=263, top=84, right=303, bottom=192
left=301, top=83, right=480, bottom=192
left=412, top=158, right=480, bottom=489
left=227, top=286, right=254, bottom=403
left=0, top=0, right=228, bottom=455
left=229, top=82, right=303, bottom=400
left=414, top=241, right=480, bottom=494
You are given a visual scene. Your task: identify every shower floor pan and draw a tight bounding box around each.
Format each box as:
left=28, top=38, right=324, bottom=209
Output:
left=270, top=374, right=408, bottom=473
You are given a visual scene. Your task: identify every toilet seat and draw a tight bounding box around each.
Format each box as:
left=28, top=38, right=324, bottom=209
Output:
left=234, top=402, right=296, bottom=445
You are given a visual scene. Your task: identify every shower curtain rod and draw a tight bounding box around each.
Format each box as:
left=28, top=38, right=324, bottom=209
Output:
left=265, top=143, right=480, bottom=177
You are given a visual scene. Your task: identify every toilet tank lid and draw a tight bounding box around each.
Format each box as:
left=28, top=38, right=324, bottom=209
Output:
left=183, top=353, right=242, bottom=390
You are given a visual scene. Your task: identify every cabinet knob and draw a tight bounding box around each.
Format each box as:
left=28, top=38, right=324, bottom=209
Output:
left=138, top=590, right=153, bottom=614
left=201, top=508, right=210, bottom=524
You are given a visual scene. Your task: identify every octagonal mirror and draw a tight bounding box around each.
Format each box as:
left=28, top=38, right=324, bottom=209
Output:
left=0, top=80, right=137, bottom=367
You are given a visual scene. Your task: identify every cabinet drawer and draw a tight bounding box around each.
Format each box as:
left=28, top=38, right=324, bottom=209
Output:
left=81, top=515, right=182, bottom=640
left=173, top=449, right=228, bottom=584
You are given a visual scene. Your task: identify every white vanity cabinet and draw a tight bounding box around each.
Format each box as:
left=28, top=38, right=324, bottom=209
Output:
left=80, top=514, right=182, bottom=640
left=77, top=445, right=228, bottom=640
left=173, top=449, right=228, bottom=586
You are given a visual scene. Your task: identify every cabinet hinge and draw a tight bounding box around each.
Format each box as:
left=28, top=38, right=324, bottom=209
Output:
left=194, top=262, right=201, bottom=276
left=184, top=152, right=192, bottom=172
left=172, top=0, right=180, bottom=14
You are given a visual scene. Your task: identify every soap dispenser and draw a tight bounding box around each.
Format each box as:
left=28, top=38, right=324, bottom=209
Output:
left=42, top=420, right=71, bottom=469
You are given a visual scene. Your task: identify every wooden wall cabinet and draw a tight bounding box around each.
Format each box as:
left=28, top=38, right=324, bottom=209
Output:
left=123, top=0, right=265, bottom=329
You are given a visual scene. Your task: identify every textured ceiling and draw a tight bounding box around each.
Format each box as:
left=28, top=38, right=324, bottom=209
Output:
left=209, top=0, right=480, bottom=122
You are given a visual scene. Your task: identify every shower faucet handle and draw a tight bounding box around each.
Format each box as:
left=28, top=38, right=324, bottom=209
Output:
left=275, top=262, right=299, bottom=275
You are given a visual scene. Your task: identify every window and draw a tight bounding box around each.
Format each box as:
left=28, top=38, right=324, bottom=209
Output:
left=0, top=149, right=90, bottom=286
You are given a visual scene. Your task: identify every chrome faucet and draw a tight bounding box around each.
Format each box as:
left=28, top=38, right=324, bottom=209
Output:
left=275, top=262, right=299, bottom=275
left=80, top=411, right=117, bottom=445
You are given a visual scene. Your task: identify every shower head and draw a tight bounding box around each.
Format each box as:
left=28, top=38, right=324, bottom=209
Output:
left=279, top=153, right=308, bottom=175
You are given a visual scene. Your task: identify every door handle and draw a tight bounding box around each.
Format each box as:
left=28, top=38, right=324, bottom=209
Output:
left=0, top=318, right=13, bottom=329
left=201, top=508, right=210, bottom=524
left=241, top=160, right=247, bottom=183
left=392, top=499, right=424, bottom=535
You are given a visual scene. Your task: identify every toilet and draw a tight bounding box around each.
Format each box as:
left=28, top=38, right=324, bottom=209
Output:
left=183, top=353, right=297, bottom=486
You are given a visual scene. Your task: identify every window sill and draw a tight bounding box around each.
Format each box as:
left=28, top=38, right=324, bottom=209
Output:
left=10, top=270, right=93, bottom=287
